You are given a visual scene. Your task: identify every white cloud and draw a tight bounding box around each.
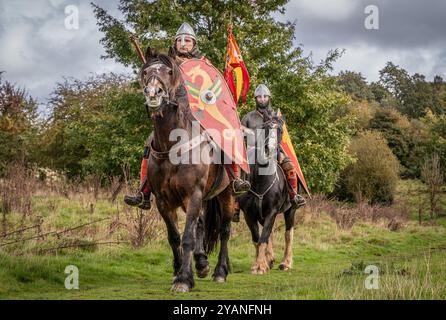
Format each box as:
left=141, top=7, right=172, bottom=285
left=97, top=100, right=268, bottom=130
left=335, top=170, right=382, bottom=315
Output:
left=306, top=43, right=446, bottom=83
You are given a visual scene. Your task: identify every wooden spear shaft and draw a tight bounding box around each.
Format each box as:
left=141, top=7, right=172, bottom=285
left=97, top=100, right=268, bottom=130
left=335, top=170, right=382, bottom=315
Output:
left=129, top=34, right=146, bottom=64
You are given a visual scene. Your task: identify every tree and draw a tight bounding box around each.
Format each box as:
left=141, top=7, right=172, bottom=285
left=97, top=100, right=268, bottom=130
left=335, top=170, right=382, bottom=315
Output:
left=39, top=74, right=147, bottom=180
left=368, top=107, right=414, bottom=176
left=334, top=131, right=400, bottom=204
left=337, top=71, right=374, bottom=102
left=432, top=75, right=446, bottom=115
left=92, top=0, right=355, bottom=193
left=421, top=153, right=443, bottom=220
left=420, top=111, right=446, bottom=173
left=378, top=62, right=441, bottom=119
left=0, top=73, right=38, bottom=175
left=369, top=82, right=394, bottom=107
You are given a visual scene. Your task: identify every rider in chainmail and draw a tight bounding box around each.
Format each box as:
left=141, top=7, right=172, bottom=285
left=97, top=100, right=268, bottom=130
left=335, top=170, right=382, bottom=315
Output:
left=125, top=23, right=251, bottom=218
left=241, top=84, right=306, bottom=209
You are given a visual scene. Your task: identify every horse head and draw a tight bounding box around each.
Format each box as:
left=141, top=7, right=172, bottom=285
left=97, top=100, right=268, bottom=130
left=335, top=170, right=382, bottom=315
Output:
left=140, top=47, right=182, bottom=109
left=261, top=111, right=284, bottom=161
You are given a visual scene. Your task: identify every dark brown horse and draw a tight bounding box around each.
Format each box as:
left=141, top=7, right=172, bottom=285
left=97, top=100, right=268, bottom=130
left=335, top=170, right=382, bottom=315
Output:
left=140, top=48, right=236, bottom=292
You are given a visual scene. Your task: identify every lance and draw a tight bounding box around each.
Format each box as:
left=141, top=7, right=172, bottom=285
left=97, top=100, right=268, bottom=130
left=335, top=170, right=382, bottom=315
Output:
left=129, top=33, right=146, bottom=64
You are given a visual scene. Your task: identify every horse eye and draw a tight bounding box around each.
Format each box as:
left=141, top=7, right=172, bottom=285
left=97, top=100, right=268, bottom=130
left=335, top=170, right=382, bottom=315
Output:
left=144, top=87, right=149, bottom=94
left=168, top=70, right=173, bottom=75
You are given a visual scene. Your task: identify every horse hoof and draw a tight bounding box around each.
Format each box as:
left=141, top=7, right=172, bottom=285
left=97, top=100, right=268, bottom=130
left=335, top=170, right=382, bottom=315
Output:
left=279, top=263, right=291, bottom=271
left=196, top=265, right=211, bottom=278
left=213, top=276, right=226, bottom=283
left=252, top=269, right=266, bottom=275
left=251, top=265, right=268, bottom=275
left=171, top=282, right=190, bottom=292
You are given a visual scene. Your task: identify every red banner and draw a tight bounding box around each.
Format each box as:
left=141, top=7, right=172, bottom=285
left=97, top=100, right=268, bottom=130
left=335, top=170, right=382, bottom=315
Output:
left=277, top=110, right=310, bottom=196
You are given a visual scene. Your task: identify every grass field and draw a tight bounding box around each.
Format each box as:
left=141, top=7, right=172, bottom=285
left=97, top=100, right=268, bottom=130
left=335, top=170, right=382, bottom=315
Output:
left=1, top=180, right=446, bottom=299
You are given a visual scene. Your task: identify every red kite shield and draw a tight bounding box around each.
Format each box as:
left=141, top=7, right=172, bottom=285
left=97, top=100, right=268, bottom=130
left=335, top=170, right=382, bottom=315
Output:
left=180, top=59, right=249, bottom=173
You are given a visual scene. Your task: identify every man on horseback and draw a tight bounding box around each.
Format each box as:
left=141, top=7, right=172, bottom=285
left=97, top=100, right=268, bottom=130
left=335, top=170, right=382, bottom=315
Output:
left=241, top=84, right=306, bottom=209
left=124, top=22, right=250, bottom=211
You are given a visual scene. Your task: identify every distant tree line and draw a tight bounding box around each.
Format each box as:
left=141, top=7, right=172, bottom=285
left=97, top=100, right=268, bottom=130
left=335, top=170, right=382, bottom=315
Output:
left=1, top=1, right=445, bottom=206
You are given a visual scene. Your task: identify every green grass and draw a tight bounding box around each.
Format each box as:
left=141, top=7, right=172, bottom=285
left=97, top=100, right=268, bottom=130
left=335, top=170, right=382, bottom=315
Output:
left=1, top=181, right=446, bottom=299
left=1, top=215, right=446, bottom=299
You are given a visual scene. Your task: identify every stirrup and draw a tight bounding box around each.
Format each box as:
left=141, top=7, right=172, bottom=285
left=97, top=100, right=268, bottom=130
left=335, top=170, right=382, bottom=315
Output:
left=291, top=193, right=306, bottom=209
left=232, top=179, right=251, bottom=195
left=124, top=191, right=151, bottom=210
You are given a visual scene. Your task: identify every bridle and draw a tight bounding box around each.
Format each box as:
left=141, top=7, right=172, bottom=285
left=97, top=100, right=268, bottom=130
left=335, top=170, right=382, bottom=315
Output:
left=142, top=61, right=178, bottom=112
left=247, top=117, right=283, bottom=218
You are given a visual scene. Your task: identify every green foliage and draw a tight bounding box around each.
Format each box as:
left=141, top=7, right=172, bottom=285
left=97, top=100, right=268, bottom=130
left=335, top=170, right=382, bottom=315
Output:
left=420, top=111, right=446, bottom=172
left=369, top=82, right=394, bottom=107
left=337, top=71, right=374, bottom=102
left=378, top=62, right=446, bottom=118
left=335, top=131, right=400, bottom=204
left=0, top=73, right=38, bottom=175
left=92, top=0, right=355, bottom=193
left=273, top=53, right=356, bottom=193
left=39, top=74, right=148, bottom=180
left=368, top=107, right=414, bottom=177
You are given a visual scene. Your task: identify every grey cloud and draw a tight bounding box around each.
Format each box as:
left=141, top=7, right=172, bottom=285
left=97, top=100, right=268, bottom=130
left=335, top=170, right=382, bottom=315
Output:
left=282, top=0, right=446, bottom=81
left=0, top=0, right=129, bottom=104
left=1, top=0, right=445, bottom=105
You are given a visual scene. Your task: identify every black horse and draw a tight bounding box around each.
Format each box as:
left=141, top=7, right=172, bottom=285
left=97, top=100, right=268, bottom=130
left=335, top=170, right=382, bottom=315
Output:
left=239, top=112, right=296, bottom=274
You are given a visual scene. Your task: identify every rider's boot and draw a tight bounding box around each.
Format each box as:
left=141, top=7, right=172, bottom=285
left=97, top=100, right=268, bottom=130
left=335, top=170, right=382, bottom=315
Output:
left=124, top=156, right=151, bottom=210
left=227, top=163, right=251, bottom=195
left=286, top=169, right=306, bottom=209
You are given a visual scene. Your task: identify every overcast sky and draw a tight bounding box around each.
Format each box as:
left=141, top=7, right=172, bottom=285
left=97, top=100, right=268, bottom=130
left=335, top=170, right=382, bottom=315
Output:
left=1, top=0, right=445, bottom=107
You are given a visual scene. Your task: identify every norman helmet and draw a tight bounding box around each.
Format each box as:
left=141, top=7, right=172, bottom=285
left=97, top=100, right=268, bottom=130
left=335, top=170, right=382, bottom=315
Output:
left=175, top=22, right=196, bottom=46
left=254, top=84, right=271, bottom=98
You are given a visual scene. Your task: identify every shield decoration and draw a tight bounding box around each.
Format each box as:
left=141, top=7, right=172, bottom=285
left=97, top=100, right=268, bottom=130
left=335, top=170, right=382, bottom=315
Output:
left=277, top=110, right=311, bottom=197
left=180, top=58, right=249, bottom=173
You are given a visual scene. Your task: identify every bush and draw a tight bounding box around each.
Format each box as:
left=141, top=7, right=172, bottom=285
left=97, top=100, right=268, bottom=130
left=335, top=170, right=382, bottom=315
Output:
left=334, top=131, right=400, bottom=204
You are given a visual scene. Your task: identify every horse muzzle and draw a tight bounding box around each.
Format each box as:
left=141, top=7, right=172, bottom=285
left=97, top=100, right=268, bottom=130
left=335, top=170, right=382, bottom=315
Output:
left=144, top=86, right=166, bottom=108
left=145, top=95, right=164, bottom=108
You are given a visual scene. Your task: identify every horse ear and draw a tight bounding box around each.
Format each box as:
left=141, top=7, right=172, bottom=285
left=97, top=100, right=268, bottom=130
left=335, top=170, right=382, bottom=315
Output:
left=168, top=46, right=176, bottom=58
left=144, top=47, right=157, bottom=61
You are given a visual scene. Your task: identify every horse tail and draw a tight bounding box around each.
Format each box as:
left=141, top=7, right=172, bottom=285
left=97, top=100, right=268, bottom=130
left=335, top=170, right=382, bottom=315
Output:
left=203, top=198, right=221, bottom=255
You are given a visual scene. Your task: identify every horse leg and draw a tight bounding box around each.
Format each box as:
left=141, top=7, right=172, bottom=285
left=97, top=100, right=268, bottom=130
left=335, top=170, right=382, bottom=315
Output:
left=252, top=212, right=277, bottom=275
left=194, top=212, right=211, bottom=278
left=213, top=190, right=233, bottom=283
left=157, top=200, right=182, bottom=278
left=279, top=207, right=295, bottom=271
left=243, top=210, right=261, bottom=263
left=171, top=191, right=202, bottom=292
left=265, top=230, right=275, bottom=269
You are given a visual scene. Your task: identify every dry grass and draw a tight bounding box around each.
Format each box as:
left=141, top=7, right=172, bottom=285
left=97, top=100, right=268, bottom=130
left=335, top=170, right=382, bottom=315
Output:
left=0, top=165, right=165, bottom=255
left=301, top=194, right=409, bottom=231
